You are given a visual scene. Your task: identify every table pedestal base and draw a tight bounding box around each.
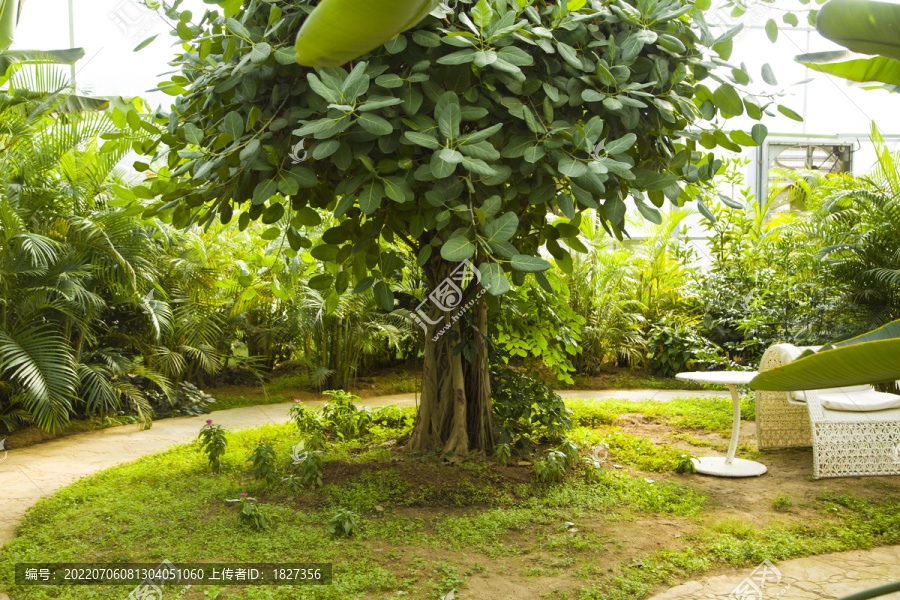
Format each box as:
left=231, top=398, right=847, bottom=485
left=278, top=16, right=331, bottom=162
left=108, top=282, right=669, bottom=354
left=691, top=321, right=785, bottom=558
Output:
left=693, top=457, right=767, bottom=478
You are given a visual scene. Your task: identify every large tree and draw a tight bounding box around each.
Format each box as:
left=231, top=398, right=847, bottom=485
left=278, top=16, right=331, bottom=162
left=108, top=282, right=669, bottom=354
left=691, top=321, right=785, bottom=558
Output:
left=135, top=0, right=770, bottom=453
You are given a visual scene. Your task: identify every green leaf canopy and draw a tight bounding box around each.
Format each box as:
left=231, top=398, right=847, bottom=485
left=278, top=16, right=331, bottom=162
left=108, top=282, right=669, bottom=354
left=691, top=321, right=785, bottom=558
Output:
left=138, top=0, right=764, bottom=308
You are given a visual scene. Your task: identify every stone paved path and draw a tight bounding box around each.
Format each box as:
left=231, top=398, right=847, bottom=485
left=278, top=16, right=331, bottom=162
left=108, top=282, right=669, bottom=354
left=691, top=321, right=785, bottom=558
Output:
left=648, top=546, right=900, bottom=600
left=5, top=388, right=899, bottom=600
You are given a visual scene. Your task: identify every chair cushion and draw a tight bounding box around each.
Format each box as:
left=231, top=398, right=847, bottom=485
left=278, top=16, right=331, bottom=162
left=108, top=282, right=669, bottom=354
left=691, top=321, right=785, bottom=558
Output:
left=790, top=385, right=872, bottom=403
left=818, top=389, right=900, bottom=412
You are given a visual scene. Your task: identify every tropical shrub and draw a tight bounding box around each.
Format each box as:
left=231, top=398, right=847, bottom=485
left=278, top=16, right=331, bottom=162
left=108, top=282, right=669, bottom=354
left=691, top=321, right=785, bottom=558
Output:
left=567, top=247, right=646, bottom=372
left=198, top=419, right=228, bottom=472
left=490, top=361, right=571, bottom=447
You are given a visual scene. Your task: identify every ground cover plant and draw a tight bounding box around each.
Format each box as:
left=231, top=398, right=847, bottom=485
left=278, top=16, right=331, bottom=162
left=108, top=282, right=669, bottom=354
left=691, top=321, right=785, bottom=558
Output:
left=3, top=394, right=900, bottom=600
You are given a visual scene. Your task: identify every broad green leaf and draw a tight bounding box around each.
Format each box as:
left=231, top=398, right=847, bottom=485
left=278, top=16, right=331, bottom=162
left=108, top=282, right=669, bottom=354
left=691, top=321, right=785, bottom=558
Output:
left=341, top=62, right=370, bottom=100
left=604, top=196, right=626, bottom=226
left=557, top=194, right=575, bottom=219
left=357, top=113, right=393, bottom=135
left=472, top=0, right=493, bottom=28
left=761, top=63, right=777, bottom=85
left=523, top=145, right=545, bottom=163
left=484, top=212, right=518, bottom=242
left=437, top=50, right=477, bottom=65
left=375, top=74, right=405, bottom=88
left=559, top=157, right=588, bottom=178
left=250, top=42, right=271, bottom=64
left=294, top=206, right=322, bottom=226
left=510, top=254, right=552, bottom=272
left=474, top=50, right=498, bottom=67
left=184, top=123, right=203, bottom=145
left=176, top=21, right=192, bottom=41
left=765, top=18, right=778, bottom=42
left=307, top=73, right=341, bottom=103
left=383, top=177, right=414, bottom=203
left=712, top=83, right=744, bottom=116
left=252, top=179, right=278, bottom=205
left=222, top=111, right=244, bottom=139
left=308, top=274, right=334, bottom=290
left=605, top=133, right=637, bottom=155
left=262, top=203, right=284, bottom=224
left=226, top=17, right=251, bottom=38
left=441, top=236, right=476, bottom=261
left=431, top=152, right=456, bottom=178
left=353, top=277, right=375, bottom=294
left=634, top=200, right=662, bottom=224
left=274, top=47, right=296, bottom=64
left=313, top=139, right=340, bottom=159
left=404, top=131, right=440, bottom=149
left=373, top=281, right=395, bottom=311
left=751, top=123, right=768, bottom=145
left=324, top=290, right=340, bottom=314
left=439, top=148, right=465, bottom=164
left=631, top=169, right=678, bottom=191
left=777, top=104, right=804, bottom=121
left=311, top=244, right=340, bottom=261
left=359, top=182, right=385, bottom=214
left=729, top=130, right=758, bottom=146
left=438, top=103, right=461, bottom=141
left=461, top=156, right=497, bottom=176
left=478, top=262, right=511, bottom=295
left=459, top=141, right=500, bottom=162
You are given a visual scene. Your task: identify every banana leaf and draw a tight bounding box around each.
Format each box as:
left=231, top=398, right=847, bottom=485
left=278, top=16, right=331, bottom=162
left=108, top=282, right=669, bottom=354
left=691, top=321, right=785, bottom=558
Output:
left=0, top=0, right=24, bottom=53
left=0, top=48, right=85, bottom=77
left=796, top=51, right=900, bottom=86
left=295, top=0, right=443, bottom=67
left=751, top=320, right=900, bottom=391
left=57, top=94, right=142, bottom=114
left=816, top=0, right=900, bottom=62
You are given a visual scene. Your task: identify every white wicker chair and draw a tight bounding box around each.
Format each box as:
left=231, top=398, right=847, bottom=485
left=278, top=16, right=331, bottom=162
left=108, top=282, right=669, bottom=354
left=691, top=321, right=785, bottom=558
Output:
left=757, top=343, right=900, bottom=478
left=756, top=344, right=817, bottom=449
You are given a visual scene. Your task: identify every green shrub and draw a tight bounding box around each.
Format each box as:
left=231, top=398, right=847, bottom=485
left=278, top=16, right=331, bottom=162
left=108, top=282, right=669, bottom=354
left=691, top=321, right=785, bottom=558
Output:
left=534, top=449, right=571, bottom=484
left=290, top=440, right=325, bottom=488
left=288, top=400, right=323, bottom=432
left=226, top=494, right=270, bottom=531
left=321, top=390, right=372, bottom=440
left=247, top=439, right=278, bottom=486
left=490, top=363, right=571, bottom=448
left=328, top=508, right=359, bottom=538
left=198, top=420, right=227, bottom=473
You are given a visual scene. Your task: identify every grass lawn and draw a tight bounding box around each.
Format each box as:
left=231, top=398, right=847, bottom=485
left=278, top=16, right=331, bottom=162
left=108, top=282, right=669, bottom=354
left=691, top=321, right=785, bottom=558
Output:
left=2, top=396, right=899, bottom=600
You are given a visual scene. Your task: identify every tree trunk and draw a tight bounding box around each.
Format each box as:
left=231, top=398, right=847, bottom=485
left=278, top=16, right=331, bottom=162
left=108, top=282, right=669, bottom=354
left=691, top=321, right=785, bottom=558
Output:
left=407, top=257, right=494, bottom=455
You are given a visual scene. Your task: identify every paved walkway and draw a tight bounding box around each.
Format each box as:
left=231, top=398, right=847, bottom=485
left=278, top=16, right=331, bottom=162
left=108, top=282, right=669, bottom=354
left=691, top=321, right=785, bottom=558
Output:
left=648, top=546, right=900, bottom=600
left=5, top=388, right=899, bottom=600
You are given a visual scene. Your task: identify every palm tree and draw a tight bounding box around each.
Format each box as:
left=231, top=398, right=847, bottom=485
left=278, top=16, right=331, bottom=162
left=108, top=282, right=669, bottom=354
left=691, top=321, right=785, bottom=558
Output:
left=0, top=62, right=157, bottom=432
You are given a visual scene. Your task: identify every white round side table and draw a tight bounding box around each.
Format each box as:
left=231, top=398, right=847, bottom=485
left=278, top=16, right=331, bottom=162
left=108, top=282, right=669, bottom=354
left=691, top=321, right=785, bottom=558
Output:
left=675, top=370, right=767, bottom=478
